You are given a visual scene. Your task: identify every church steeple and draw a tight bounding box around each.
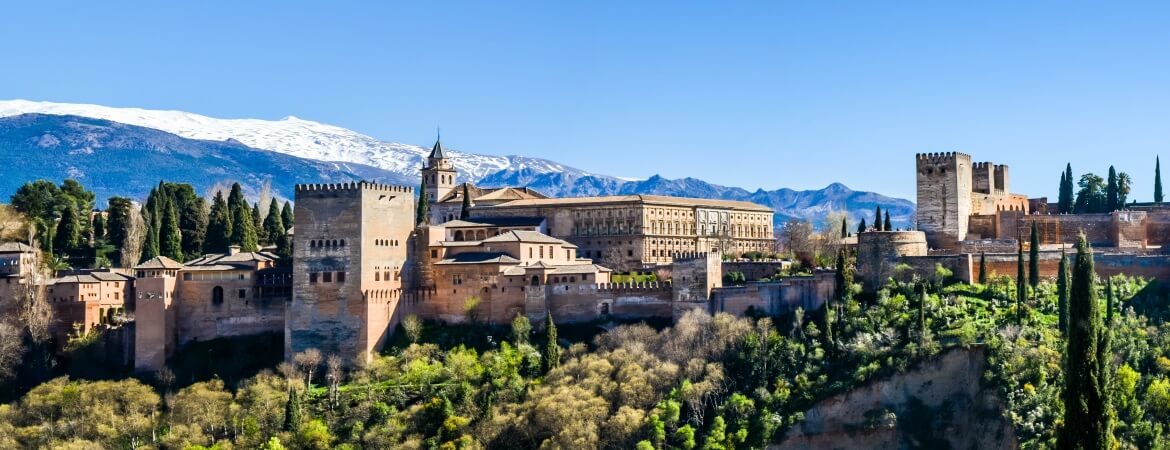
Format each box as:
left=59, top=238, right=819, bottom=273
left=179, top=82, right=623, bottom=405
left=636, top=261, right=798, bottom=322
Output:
left=420, top=129, right=457, bottom=224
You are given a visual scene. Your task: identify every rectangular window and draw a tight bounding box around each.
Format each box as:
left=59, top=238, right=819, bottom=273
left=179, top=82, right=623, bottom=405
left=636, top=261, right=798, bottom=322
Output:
left=337, top=272, right=346, bottom=282
left=323, top=272, right=333, bottom=282
left=309, top=272, right=318, bottom=283
left=183, top=273, right=192, bottom=280
left=238, top=289, right=246, bottom=299
left=384, top=271, right=391, bottom=281
left=431, top=250, right=438, bottom=258
left=375, top=272, right=380, bottom=281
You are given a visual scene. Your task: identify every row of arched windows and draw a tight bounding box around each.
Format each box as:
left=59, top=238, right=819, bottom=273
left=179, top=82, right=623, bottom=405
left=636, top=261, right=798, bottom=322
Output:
left=309, top=239, right=346, bottom=249
left=375, top=239, right=401, bottom=246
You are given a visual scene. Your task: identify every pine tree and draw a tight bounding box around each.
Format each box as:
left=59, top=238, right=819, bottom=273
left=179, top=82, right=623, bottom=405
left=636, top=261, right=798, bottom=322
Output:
left=141, top=210, right=160, bottom=263
left=1106, top=166, right=1119, bottom=212
left=544, top=311, right=560, bottom=373
left=416, top=180, right=430, bottom=225
left=92, top=212, right=106, bottom=242
left=252, top=202, right=266, bottom=245
left=281, top=201, right=294, bottom=230
left=263, top=198, right=286, bottom=251
left=228, top=183, right=259, bottom=251
left=284, top=388, right=302, bottom=433
left=857, top=219, right=867, bottom=234
left=883, top=210, right=892, bottom=232
left=160, top=197, right=184, bottom=262
left=1058, top=233, right=1112, bottom=449
left=1157, top=156, right=1164, bottom=204
left=106, top=197, right=133, bottom=250
left=460, top=184, right=472, bottom=220
left=204, top=192, right=232, bottom=254
left=874, top=206, right=883, bottom=231
left=1016, top=240, right=1026, bottom=325
left=978, top=252, right=987, bottom=284
left=1029, top=221, right=1040, bottom=289
left=53, top=203, right=81, bottom=256
left=1057, top=249, right=1070, bottom=337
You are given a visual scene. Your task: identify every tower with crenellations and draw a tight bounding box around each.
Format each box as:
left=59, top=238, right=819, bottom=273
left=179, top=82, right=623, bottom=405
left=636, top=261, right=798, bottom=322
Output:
left=286, top=181, right=417, bottom=364
left=916, top=152, right=973, bottom=250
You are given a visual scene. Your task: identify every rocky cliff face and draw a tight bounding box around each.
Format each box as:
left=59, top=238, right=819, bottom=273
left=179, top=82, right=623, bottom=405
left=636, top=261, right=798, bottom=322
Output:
left=773, top=346, right=1016, bottom=450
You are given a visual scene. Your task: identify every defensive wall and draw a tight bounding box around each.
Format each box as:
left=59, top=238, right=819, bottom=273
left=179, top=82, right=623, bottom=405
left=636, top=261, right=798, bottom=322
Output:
left=708, top=271, right=835, bottom=317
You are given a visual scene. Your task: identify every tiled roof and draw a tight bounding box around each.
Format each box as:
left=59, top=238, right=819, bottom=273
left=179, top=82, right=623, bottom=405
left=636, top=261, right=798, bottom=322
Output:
left=185, top=251, right=277, bottom=268
left=49, top=274, right=100, bottom=284
left=551, top=264, right=613, bottom=274
left=435, top=252, right=521, bottom=265
left=482, top=230, right=572, bottom=245
left=0, top=242, right=37, bottom=253
left=134, top=256, right=184, bottom=270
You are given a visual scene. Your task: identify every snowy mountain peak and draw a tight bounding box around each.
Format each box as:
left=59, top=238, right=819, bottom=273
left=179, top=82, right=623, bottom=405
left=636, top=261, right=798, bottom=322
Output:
left=0, top=99, right=589, bottom=183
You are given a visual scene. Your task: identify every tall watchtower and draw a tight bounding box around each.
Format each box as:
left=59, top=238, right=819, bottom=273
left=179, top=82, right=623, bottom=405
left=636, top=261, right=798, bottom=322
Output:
left=286, top=182, right=416, bottom=364
left=421, top=137, right=457, bottom=208
left=916, top=152, right=972, bottom=250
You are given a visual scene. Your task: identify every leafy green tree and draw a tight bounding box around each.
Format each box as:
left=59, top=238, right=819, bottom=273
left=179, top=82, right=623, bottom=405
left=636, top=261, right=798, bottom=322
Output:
left=512, top=314, right=532, bottom=346
left=460, top=184, right=472, bottom=220
left=1029, top=221, right=1040, bottom=289
left=416, top=179, right=429, bottom=225
left=1107, top=166, right=1120, bottom=212
left=105, top=197, right=133, bottom=250
left=1058, top=234, right=1112, bottom=449
left=1157, top=156, right=1164, bottom=204
left=1075, top=173, right=1107, bottom=214
left=544, top=311, right=560, bottom=372
left=675, top=424, right=697, bottom=450
left=204, top=191, right=232, bottom=254
left=1118, top=171, right=1132, bottom=206
left=92, top=213, right=105, bottom=242
left=53, top=202, right=81, bottom=255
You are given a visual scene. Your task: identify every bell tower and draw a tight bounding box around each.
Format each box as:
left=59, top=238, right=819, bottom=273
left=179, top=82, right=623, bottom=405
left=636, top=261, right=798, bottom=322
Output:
left=421, top=132, right=457, bottom=206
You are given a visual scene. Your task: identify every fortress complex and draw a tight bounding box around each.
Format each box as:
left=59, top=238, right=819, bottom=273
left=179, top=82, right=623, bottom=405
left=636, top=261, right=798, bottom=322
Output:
left=858, top=152, right=1170, bottom=290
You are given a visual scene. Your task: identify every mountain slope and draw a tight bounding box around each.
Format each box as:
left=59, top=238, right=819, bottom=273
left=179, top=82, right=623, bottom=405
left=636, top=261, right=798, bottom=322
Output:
left=0, top=114, right=407, bottom=202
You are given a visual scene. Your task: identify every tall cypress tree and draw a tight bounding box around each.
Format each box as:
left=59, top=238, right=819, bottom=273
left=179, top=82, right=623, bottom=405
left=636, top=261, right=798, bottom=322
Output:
left=1057, top=249, right=1070, bottom=337
left=1058, top=234, right=1112, bottom=449
left=857, top=219, right=867, bottom=234
left=1029, top=221, right=1040, bottom=289
left=917, top=283, right=927, bottom=346
left=204, top=192, right=232, bottom=254
left=263, top=198, right=286, bottom=248
left=1156, top=156, right=1164, bottom=204
left=978, top=252, right=987, bottom=284
left=1059, top=163, right=1075, bottom=213
left=416, top=180, right=430, bottom=225
left=1059, top=171, right=1067, bottom=211
left=840, top=217, right=848, bottom=239
left=252, top=202, right=266, bottom=244
left=53, top=202, right=81, bottom=256
left=460, top=184, right=472, bottom=220
left=1016, top=240, right=1026, bottom=325
left=874, top=206, right=883, bottom=231
left=544, top=311, right=560, bottom=373
left=228, top=183, right=259, bottom=251
left=92, top=212, right=106, bottom=243
left=883, top=210, right=892, bottom=232
left=1106, top=166, right=1119, bottom=212
left=159, top=196, right=184, bottom=262
left=281, top=201, right=294, bottom=229
left=283, top=388, right=302, bottom=433
left=141, top=209, right=160, bottom=263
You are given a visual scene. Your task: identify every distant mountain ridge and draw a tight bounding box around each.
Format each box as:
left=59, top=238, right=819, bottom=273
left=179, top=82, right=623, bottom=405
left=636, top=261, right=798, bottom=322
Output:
left=0, top=100, right=914, bottom=227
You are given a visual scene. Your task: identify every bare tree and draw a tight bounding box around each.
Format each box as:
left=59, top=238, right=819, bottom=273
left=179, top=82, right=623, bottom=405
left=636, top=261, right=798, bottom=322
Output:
left=293, top=348, right=323, bottom=388
left=204, top=180, right=235, bottom=201
left=120, top=205, right=146, bottom=267
left=0, top=320, right=25, bottom=381
left=0, top=204, right=27, bottom=242
left=325, top=355, right=343, bottom=410
left=780, top=219, right=815, bottom=266
left=257, top=179, right=273, bottom=219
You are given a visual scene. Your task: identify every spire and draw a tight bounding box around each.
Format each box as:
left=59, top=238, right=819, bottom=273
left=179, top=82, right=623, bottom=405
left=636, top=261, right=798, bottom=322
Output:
left=428, top=127, right=446, bottom=159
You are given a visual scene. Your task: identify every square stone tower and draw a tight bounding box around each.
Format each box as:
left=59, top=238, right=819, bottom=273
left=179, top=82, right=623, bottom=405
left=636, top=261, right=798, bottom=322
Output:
left=916, top=152, right=972, bottom=250
left=286, top=182, right=416, bottom=363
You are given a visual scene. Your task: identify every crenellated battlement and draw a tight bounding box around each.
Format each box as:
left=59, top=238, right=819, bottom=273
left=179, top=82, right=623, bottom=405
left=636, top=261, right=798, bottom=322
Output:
left=294, top=181, right=414, bottom=194
left=973, top=161, right=993, bottom=170
left=915, top=152, right=971, bottom=165
left=671, top=250, right=718, bottom=261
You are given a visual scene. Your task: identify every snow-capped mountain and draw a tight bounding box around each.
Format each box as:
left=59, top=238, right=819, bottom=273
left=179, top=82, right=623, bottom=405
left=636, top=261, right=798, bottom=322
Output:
left=0, top=99, right=596, bottom=183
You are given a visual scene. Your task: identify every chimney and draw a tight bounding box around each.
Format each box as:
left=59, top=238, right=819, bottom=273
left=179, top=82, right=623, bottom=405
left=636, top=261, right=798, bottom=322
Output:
left=228, top=245, right=241, bottom=256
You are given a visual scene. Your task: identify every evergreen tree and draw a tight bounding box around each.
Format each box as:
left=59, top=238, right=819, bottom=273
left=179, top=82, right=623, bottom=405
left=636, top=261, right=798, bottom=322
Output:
left=1157, top=156, right=1164, bottom=204
left=1016, top=240, right=1026, bottom=325
left=92, top=212, right=106, bottom=242
left=252, top=202, right=266, bottom=244
left=840, top=217, right=848, bottom=239
left=416, top=180, right=430, bottom=225
left=917, top=283, right=927, bottom=346
left=1058, top=233, right=1112, bottom=449
left=544, top=311, right=560, bottom=373
left=874, top=206, right=883, bottom=231
left=1029, top=221, right=1040, bottom=289
left=1060, top=163, right=1075, bottom=213
left=141, top=210, right=160, bottom=263
left=105, top=197, right=133, bottom=250
left=460, top=184, right=472, bottom=220
left=1059, top=171, right=1068, bottom=211
left=857, top=219, right=867, bottom=234
left=978, top=252, right=987, bottom=284
left=53, top=203, right=81, bottom=256
left=159, top=197, right=184, bottom=262
left=284, top=388, right=302, bottom=433
left=883, top=210, right=892, bottom=232
left=1106, top=166, right=1120, bottom=212
left=161, top=183, right=207, bottom=260
left=143, top=186, right=162, bottom=248
left=1057, top=249, right=1070, bottom=337
left=281, top=201, right=294, bottom=230
left=263, top=198, right=286, bottom=250
left=228, top=183, right=259, bottom=251
left=204, top=192, right=232, bottom=254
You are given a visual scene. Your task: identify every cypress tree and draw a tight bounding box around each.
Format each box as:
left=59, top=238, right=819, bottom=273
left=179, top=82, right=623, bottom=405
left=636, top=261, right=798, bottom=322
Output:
left=460, top=184, right=472, bottom=220
left=204, top=192, right=232, bottom=254
left=1029, top=221, right=1040, bottom=289
left=160, top=197, right=184, bottom=262
left=883, top=210, right=892, bottom=232
left=917, top=283, right=927, bottom=346
left=53, top=203, right=81, bottom=256
left=416, top=180, right=430, bottom=225
left=252, top=202, right=266, bottom=244
left=544, top=311, right=560, bottom=373
left=1059, top=171, right=1067, bottom=211
left=141, top=210, right=160, bottom=262
left=92, top=212, right=106, bottom=242
left=1106, top=166, right=1119, bottom=212
left=978, top=252, right=987, bottom=284
left=1016, top=240, right=1026, bottom=325
left=1058, top=233, right=1112, bottom=449
left=281, top=201, right=294, bottom=230
left=106, top=196, right=133, bottom=250
left=1057, top=249, right=1070, bottom=337
left=874, top=206, right=883, bottom=231
left=1060, top=163, right=1075, bottom=213
left=263, top=198, right=286, bottom=250
left=283, top=388, right=302, bottom=433
left=228, top=183, right=259, bottom=251
left=857, top=218, right=867, bottom=234
left=1156, top=156, right=1164, bottom=204
left=840, top=217, right=848, bottom=239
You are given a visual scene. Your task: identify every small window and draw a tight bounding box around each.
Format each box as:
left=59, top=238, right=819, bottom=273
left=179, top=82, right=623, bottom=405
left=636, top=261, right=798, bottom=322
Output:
left=337, top=272, right=346, bottom=282
left=323, top=272, right=333, bottom=282
left=375, top=272, right=381, bottom=281
left=309, top=273, right=318, bottom=283
left=183, top=273, right=192, bottom=281
left=238, top=289, right=246, bottom=299
left=431, top=250, right=438, bottom=258
left=212, top=286, right=224, bottom=305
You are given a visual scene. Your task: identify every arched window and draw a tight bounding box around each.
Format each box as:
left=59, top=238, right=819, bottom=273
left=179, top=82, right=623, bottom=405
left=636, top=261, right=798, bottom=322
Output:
left=211, top=286, right=224, bottom=306
left=531, top=275, right=540, bottom=286
left=454, top=230, right=464, bottom=241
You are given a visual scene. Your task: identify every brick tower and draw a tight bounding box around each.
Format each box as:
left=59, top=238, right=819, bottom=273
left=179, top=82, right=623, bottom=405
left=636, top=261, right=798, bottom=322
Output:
left=915, top=152, right=972, bottom=250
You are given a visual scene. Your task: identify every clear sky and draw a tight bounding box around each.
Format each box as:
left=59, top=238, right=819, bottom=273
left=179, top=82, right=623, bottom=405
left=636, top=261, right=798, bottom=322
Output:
left=3, top=1, right=1170, bottom=200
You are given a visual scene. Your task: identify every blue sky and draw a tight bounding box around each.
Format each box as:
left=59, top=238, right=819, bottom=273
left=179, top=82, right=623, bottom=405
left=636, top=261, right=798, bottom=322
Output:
left=3, top=1, right=1170, bottom=200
